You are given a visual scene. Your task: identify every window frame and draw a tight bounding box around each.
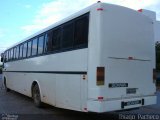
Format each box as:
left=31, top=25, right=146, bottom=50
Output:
left=27, top=40, right=32, bottom=58
left=23, top=42, right=28, bottom=58
left=73, top=13, right=89, bottom=48
left=19, top=44, right=24, bottom=59
left=45, top=30, right=54, bottom=53
left=31, top=37, right=38, bottom=56
left=13, top=47, right=17, bottom=60
left=61, top=21, right=74, bottom=50
left=51, top=27, right=62, bottom=52
left=4, top=12, right=89, bottom=62
left=37, top=34, right=45, bottom=55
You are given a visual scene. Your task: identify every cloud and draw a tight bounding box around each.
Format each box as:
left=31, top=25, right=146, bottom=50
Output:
left=21, top=0, right=160, bottom=36
left=114, top=0, right=159, bottom=9
left=21, top=0, right=94, bottom=34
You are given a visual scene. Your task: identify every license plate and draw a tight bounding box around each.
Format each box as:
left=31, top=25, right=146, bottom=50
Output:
left=125, top=100, right=141, bottom=106
left=126, top=88, right=137, bottom=94
left=121, top=100, right=141, bottom=108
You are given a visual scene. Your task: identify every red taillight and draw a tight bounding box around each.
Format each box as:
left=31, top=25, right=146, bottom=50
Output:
left=97, top=8, right=103, bottom=11
left=98, top=96, right=104, bottom=101
left=97, top=67, right=105, bottom=85
left=84, top=108, right=87, bottom=111
left=138, top=9, right=143, bottom=12
left=128, top=57, right=133, bottom=60
left=153, top=69, right=156, bottom=83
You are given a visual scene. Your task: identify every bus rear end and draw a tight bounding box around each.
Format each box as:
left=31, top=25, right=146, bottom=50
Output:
left=87, top=3, right=156, bottom=112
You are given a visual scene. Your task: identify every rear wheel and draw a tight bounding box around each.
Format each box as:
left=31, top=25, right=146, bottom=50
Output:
left=32, top=84, right=42, bottom=107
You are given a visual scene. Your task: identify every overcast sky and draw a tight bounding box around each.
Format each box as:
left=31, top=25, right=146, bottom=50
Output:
left=0, top=0, right=160, bottom=54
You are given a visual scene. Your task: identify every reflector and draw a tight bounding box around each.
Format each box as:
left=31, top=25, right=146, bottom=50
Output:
left=138, top=9, right=143, bottom=12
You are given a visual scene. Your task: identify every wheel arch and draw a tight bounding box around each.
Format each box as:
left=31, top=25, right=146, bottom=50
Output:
left=31, top=80, right=42, bottom=98
left=3, top=76, right=7, bottom=86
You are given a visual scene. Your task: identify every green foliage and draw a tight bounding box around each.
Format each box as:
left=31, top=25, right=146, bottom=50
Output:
left=156, top=52, right=160, bottom=71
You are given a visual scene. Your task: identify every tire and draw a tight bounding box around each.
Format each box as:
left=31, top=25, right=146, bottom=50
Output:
left=5, top=87, right=10, bottom=92
left=4, top=79, right=10, bottom=92
left=32, top=84, right=42, bottom=107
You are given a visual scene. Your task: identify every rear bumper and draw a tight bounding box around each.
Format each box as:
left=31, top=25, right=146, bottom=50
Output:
left=87, top=95, right=157, bottom=113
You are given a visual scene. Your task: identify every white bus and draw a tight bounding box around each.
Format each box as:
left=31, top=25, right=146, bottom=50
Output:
left=1, top=2, right=157, bottom=113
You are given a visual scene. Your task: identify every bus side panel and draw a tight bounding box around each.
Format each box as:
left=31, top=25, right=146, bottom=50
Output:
left=4, top=72, right=86, bottom=111
left=55, top=74, right=82, bottom=111
left=4, top=72, right=34, bottom=99
left=4, top=72, right=21, bottom=95
left=3, top=72, right=57, bottom=106
left=3, top=48, right=88, bottom=111
left=38, top=74, right=87, bottom=111
left=31, top=73, right=57, bottom=106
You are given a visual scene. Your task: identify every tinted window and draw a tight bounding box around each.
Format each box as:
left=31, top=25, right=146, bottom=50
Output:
left=19, top=44, right=23, bottom=58
left=52, top=28, right=61, bottom=51
left=45, top=31, right=53, bottom=52
left=23, top=42, right=27, bottom=58
left=38, top=35, right=44, bottom=54
left=10, top=49, right=13, bottom=60
left=8, top=50, right=10, bottom=61
left=5, top=51, right=8, bottom=62
left=74, top=14, right=89, bottom=47
left=8, top=51, right=10, bottom=60
left=27, top=41, right=32, bottom=57
left=4, top=13, right=89, bottom=62
left=13, top=47, right=17, bottom=59
left=44, top=34, right=47, bottom=53
left=16, top=46, right=19, bottom=59
left=62, top=22, right=74, bottom=49
left=32, top=38, right=38, bottom=56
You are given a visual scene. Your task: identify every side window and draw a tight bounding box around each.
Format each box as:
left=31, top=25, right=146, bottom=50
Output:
left=4, top=51, right=7, bottom=62
left=23, top=42, right=27, bottom=58
left=13, top=47, right=17, bottom=59
left=9, top=50, right=11, bottom=60
left=45, top=31, right=53, bottom=53
left=16, top=46, right=19, bottom=59
left=6, top=51, right=8, bottom=62
left=27, top=41, right=32, bottom=57
left=38, top=35, right=44, bottom=54
left=43, top=33, right=46, bottom=53
left=52, top=28, right=61, bottom=51
left=74, top=14, right=89, bottom=47
left=8, top=50, right=10, bottom=61
left=19, top=44, right=23, bottom=58
left=62, top=22, right=74, bottom=49
left=10, top=49, right=13, bottom=60
left=32, top=38, right=38, bottom=56
left=10, top=50, right=11, bottom=60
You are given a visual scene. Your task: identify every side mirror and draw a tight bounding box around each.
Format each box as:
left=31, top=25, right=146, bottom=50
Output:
left=1, top=53, right=4, bottom=62
left=1, top=57, right=3, bottom=62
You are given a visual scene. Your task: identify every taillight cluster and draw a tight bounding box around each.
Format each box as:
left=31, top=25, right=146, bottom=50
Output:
left=97, top=67, right=105, bottom=85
